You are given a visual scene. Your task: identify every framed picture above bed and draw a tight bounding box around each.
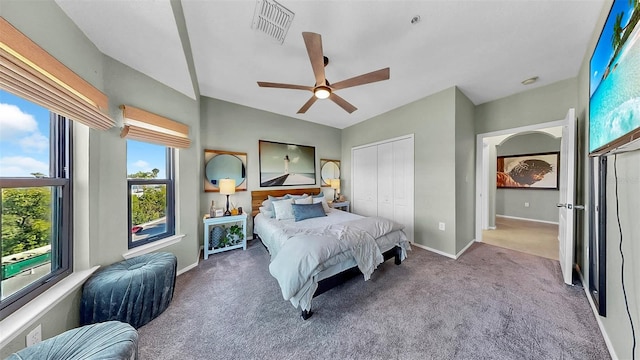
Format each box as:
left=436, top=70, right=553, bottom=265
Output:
left=204, top=149, right=247, bottom=192
left=497, top=152, right=559, bottom=189
left=259, top=140, right=316, bottom=187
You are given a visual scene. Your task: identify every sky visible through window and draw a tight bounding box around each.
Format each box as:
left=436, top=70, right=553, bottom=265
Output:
left=0, top=90, right=50, bottom=177
left=127, top=140, right=166, bottom=179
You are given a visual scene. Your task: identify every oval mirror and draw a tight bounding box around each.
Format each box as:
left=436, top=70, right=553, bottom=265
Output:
left=320, top=159, right=340, bottom=186
left=206, top=154, right=246, bottom=188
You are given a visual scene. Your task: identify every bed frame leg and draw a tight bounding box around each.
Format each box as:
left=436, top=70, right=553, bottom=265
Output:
left=301, top=309, right=313, bottom=320
left=394, top=246, right=402, bottom=265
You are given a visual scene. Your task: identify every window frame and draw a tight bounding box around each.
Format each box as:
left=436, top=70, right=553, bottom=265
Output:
left=0, top=114, right=73, bottom=320
left=127, top=147, right=175, bottom=249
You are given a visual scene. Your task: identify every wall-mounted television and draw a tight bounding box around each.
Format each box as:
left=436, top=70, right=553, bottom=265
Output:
left=589, top=0, right=640, bottom=156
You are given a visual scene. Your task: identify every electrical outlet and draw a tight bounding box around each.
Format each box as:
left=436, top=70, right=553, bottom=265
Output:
left=438, top=222, right=445, bottom=231
left=26, top=324, right=41, bottom=347
left=524, top=202, right=530, bottom=208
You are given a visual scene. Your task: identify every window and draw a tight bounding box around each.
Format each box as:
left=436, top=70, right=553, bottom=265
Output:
left=0, top=89, right=72, bottom=319
left=127, top=140, right=175, bottom=248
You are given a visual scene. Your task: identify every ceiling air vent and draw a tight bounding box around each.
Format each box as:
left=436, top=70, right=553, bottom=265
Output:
left=251, top=0, right=294, bottom=44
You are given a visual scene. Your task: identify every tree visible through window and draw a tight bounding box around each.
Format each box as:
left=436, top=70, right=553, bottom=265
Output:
left=127, top=140, right=175, bottom=248
left=0, top=89, right=72, bottom=319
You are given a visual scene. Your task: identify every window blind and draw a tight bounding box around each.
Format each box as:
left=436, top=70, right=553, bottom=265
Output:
left=120, top=105, right=191, bottom=149
left=0, top=17, right=114, bottom=130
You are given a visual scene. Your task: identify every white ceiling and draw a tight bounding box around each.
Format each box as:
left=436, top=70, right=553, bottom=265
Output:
left=55, top=0, right=607, bottom=129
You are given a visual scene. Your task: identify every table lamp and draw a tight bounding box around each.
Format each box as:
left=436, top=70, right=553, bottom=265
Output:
left=219, top=178, right=236, bottom=216
left=330, top=178, right=340, bottom=202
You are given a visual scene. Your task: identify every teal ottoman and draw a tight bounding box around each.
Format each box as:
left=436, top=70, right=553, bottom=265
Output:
left=6, top=321, right=137, bottom=360
left=80, top=252, right=177, bottom=329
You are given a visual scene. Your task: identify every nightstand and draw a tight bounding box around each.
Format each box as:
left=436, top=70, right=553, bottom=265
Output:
left=330, top=201, right=350, bottom=212
left=202, top=213, right=247, bottom=259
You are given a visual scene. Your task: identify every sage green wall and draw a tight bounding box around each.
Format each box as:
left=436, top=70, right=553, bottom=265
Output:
left=576, top=1, right=640, bottom=358
left=475, top=78, right=578, bottom=135
left=199, top=97, right=341, bottom=237
left=454, top=88, right=476, bottom=253
left=342, top=87, right=458, bottom=255
left=495, top=133, right=561, bottom=223
left=0, top=0, right=200, bottom=355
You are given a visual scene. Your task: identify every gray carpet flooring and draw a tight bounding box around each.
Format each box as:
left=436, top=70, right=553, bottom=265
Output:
left=137, top=240, right=610, bottom=360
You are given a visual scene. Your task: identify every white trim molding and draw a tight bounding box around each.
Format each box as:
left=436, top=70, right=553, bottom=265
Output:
left=122, top=234, right=185, bottom=259
left=496, top=214, right=559, bottom=225
left=0, top=266, right=99, bottom=349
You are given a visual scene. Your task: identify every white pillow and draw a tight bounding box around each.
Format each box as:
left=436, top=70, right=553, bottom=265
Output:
left=273, top=198, right=295, bottom=220
left=312, top=196, right=331, bottom=212
left=259, top=206, right=274, bottom=218
left=294, top=196, right=313, bottom=205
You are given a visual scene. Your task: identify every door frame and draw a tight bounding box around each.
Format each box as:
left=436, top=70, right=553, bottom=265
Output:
left=475, top=119, right=567, bottom=243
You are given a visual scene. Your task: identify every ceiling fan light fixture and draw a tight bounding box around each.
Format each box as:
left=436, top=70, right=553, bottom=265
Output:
left=314, top=86, right=331, bottom=99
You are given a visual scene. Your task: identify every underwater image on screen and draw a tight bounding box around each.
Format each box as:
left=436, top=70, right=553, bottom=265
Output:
left=589, top=0, right=640, bottom=153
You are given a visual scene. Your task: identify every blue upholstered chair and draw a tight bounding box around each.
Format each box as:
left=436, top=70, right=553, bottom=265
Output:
left=6, top=321, right=137, bottom=360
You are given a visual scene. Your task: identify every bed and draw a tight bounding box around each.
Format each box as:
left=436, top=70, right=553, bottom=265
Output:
left=251, top=188, right=410, bottom=319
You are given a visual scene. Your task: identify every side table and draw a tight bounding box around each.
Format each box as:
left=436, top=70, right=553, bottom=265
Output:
left=203, top=213, right=247, bottom=259
left=330, top=201, right=350, bottom=212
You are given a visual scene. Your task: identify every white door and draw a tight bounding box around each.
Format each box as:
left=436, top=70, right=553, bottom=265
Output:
left=377, top=142, right=394, bottom=220
left=558, top=108, right=577, bottom=285
left=352, top=145, right=378, bottom=217
left=391, top=138, right=414, bottom=243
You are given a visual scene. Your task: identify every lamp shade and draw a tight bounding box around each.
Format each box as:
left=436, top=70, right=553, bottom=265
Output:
left=219, top=178, right=236, bottom=195
left=330, top=178, right=340, bottom=190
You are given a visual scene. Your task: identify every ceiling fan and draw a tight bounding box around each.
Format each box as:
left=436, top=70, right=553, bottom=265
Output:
left=257, top=32, right=390, bottom=114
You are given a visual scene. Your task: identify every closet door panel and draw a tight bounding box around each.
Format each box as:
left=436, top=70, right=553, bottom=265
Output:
left=352, top=145, right=378, bottom=217
left=392, top=137, right=414, bottom=242
left=377, top=142, right=394, bottom=220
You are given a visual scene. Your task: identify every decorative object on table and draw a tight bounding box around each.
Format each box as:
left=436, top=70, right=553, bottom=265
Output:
left=237, top=206, right=243, bottom=215
left=204, top=149, right=247, bottom=192
left=496, top=152, right=559, bottom=189
left=330, top=178, right=340, bottom=201
left=209, top=200, right=216, bottom=218
left=259, top=140, right=316, bottom=187
left=225, top=224, right=243, bottom=246
left=320, top=159, right=340, bottom=187
left=210, top=226, right=225, bottom=249
left=220, top=178, right=236, bottom=216
left=214, top=208, right=224, bottom=217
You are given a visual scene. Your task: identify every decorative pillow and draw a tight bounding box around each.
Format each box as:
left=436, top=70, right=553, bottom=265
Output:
left=286, top=193, right=308, bottom=199
left=312, top=191, right=325, bottom=198
left=259, top=206, right=274, bottom=218
left=266, top=195, right=290, bottom=212
left=272, top=198, right=295, bottom=220
left=292, top=202, right=326, bottom=222
left=312, top=196, right=331, bottom=213
left=293, top=196, right=313, bottom=205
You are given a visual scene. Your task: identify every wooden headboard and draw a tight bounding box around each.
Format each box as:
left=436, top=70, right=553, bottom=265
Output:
left=251, top=187, right=321, bottom=217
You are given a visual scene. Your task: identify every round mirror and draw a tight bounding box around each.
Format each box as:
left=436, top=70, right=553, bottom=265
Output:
left=205, top=154, right=245, bottom=188
left=321, top=161, right=340, bottom=186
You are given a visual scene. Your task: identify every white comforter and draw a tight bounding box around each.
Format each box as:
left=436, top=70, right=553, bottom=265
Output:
left=257, top=212, right=409, bottom=311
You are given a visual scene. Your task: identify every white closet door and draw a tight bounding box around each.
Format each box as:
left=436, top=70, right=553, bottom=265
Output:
left=352, top=145, right=378, bottom=217
left=377, top=142, right=394, bottom=220
left=392, top=137, right=414, bottom=242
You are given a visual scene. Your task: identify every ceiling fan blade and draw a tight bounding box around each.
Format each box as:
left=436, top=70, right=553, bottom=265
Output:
left=302, top=32, right=326, bottom=86
left=331, top=67, right=390, bottom=91
left=329, top=93, right=357, bottom=113
left=297, top=95, right=318, bottom=114
left=257, top=82, right=312, bottom=91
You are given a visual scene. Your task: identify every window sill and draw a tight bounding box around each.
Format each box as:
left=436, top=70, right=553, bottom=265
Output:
left=122, top=234, right=184, bottom=259
left=0, top=266, right=99, bottom=349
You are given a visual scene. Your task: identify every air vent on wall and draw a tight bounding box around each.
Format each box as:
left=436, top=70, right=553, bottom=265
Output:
left=251, top=0, right=294, bottom=44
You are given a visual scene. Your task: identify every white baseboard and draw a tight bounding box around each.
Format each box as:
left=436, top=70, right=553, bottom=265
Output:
left=456, top=239, right=475, bottom=258
left=488, top=226, right=496, bottom=230
left=496, top=214, right=559, bottom=225
left=577, top=271, right=618, bottom=360
left=177, top=261, right=198, bottom=276
left=412, top=242, right=456, bottom=259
